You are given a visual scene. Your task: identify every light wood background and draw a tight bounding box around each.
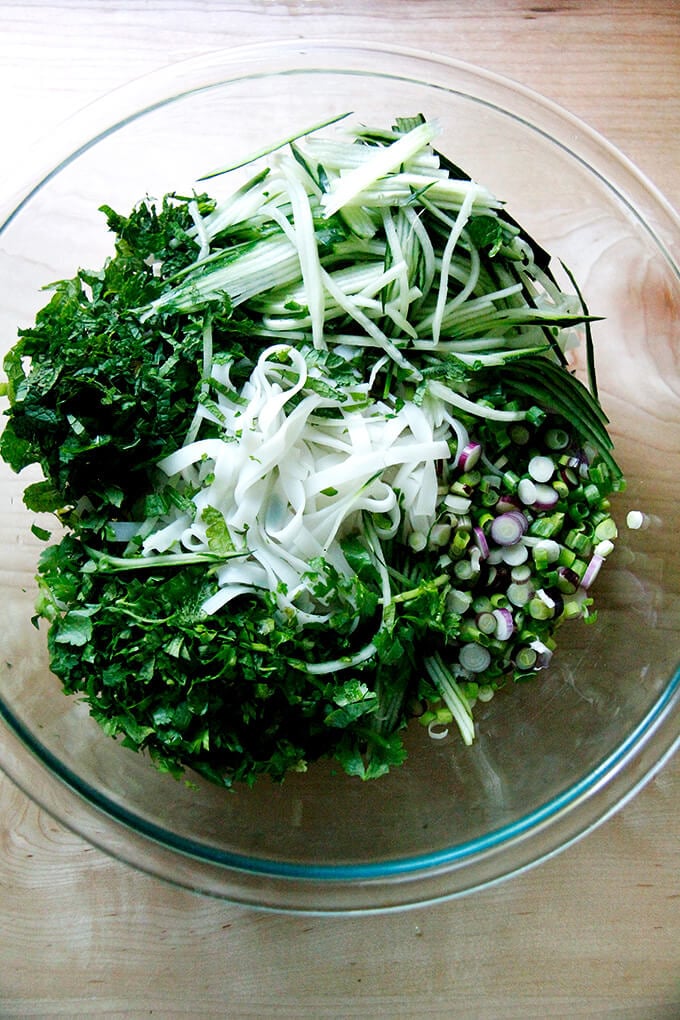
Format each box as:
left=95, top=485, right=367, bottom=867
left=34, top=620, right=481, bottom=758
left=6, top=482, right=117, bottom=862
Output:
left=1, top=2, right=678, bottom=1017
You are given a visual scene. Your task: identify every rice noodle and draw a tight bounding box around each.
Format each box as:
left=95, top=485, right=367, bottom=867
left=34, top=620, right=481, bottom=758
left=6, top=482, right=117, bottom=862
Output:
left=140, top=342, right=454, bottom=621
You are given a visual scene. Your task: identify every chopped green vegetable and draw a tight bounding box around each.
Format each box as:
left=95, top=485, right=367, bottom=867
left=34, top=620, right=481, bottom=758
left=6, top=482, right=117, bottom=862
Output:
left=0, top=114, right=624, bottom=787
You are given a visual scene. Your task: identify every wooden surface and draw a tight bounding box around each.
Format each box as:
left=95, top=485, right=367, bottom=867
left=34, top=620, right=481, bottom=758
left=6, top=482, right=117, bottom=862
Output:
left=1, top=2, right=679, bottom=1016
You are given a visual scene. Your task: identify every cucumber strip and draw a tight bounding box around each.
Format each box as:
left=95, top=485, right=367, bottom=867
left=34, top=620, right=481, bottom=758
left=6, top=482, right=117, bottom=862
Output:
left=199, top=111, right=353, bottom=179
left=321, top=120, right=442, bottom=218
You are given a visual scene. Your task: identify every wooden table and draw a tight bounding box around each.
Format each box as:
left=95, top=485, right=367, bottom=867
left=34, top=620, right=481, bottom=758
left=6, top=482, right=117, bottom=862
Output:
left=1, top=3, right=678, bottom=1016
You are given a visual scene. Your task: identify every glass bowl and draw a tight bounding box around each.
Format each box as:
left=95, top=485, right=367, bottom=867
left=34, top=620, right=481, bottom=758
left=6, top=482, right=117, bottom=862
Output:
left=1, top=40, right=678, bottom=914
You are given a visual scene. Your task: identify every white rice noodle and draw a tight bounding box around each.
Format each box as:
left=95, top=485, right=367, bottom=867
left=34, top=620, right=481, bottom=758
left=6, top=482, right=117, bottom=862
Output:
left=139, top=342, right=458, bottom=621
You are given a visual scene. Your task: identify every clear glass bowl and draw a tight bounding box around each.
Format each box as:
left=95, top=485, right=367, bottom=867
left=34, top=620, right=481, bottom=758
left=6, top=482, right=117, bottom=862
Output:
left=1, top=40, right=678, bottom=914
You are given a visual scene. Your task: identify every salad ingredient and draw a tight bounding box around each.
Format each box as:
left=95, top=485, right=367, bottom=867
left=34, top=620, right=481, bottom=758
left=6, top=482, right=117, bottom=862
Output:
left=0, top=114, right=624, bottom=786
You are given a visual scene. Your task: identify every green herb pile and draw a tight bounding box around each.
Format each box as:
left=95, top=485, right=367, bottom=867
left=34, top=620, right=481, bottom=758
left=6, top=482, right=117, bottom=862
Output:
left=0, top=115, right=624, bottom=786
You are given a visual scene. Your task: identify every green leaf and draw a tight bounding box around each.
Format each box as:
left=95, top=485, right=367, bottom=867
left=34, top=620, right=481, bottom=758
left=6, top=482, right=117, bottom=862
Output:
left=30, top=522, right=52, bottom=542
left=373, top=626, right=405, bottom=665
left=54, top=609, right=95, bottom=647
left=102, top=663, right=128, bottom=687
left=201, top=505, right=235, bottom=555
left=324, top=698, right=377, bottom=728
left=324, top=679, right=378, bottom=728
left=466, top=214, right=505, bottom=256
left=152, top=704, right=175, bottom=727
left=340, top=535, right=376, bottom=581
left=363, top=730, right=408, bottom=779
left=0, top=421, right=34, bottom=474
left=23, top=480, right=65, bottom=513
left=120, top=717, right=156, bottom=747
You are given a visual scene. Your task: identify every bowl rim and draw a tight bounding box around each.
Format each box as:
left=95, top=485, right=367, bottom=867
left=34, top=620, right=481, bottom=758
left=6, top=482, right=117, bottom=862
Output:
left=1, top=663, right=678, bottom=883
left=1, top=38, right=679, bottom=912
left=2, top=38, right=679, bottom=234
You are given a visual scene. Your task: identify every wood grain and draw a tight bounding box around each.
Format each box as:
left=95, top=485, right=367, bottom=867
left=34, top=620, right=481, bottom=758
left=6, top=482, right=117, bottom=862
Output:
left=1, top=1, right=678, bottom=206
left=1, top=768, right=678, bottom=1017
left=0, top=2, right=678, bottom=1016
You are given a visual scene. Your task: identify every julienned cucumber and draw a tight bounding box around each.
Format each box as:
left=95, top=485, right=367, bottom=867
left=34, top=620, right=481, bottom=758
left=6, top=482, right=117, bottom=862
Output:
left=0, top=114, right=624, bottom=786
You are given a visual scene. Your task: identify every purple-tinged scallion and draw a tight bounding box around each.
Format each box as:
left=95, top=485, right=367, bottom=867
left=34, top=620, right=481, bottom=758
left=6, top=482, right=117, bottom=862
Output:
left=496, top=492, right=521, bottom=513
left=458, top=441, right=482, bottom=471
left=473, top=526, right=489, bottom=558
left=532, top=483, right=559, bottom=510
left=548, top=588, right=565, bottom=618
left=557, top=566, right=581, bottom=593
left=492, top=606, right=514, bottom=640
left=510, top=562, right=532, bottom=583
left=580, top=553, right=604, bottom=590
left=559, top=465, right=580, bottom=488
left=529, top=638, right=554, bottom=668
left=490, top=510, right=528, bottom=546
